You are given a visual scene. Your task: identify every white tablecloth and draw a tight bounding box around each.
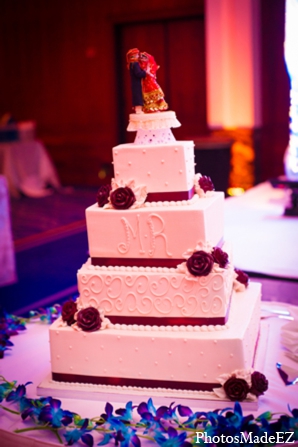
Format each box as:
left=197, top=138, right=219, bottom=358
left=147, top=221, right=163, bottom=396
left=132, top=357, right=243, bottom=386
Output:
left=0, top=302, right=297, bottom=446
left=225, top=182, right=298, bottom=279
left=0, top=140, right=60, bottom=197
left=0, top=175, right=16, bottom=286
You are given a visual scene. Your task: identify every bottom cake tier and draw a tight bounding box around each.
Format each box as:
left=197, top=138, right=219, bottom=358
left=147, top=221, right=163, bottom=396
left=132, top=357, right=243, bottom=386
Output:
left=49, top=282, right=261, bottom=393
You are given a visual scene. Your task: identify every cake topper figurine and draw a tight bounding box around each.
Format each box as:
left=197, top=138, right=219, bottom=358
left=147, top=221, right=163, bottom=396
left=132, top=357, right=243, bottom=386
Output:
left=126, top=48, right=168, bottom=114
left=126, top=48, right=146, bottom=114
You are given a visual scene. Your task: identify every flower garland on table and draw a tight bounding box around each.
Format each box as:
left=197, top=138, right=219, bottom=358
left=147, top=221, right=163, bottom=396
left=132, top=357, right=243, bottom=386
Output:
left=0, top=377, right=297, bottom=447
left=0, top=305, right=61, bottom=358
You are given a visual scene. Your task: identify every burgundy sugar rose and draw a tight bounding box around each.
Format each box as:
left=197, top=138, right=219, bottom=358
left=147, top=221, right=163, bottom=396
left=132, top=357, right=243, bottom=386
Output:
left=61, top=300, right=77, bottom=326
left=186, top=250, right=214, bottom=277
left=250, top=371, right=269, bottom=397
left=97, top=184, right=111, bottom=207
left=77, top=307, right=101, bottom=332
left=212, top=247, right=229, bottom=268
left=198, top=175, right=214, bottom=193
left=235, top=268, right=249, bottom=288
left=110, top=186, right=136, bottom=210
left=223, top=376, right=250, bottom=401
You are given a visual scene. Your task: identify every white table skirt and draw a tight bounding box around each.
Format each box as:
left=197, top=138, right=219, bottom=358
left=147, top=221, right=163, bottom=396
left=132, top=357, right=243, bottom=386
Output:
left=224, top=182, right=298, bottom=279
left=0, top=140, right=60, bottom=197
left=0, top=301, right=297, bottom=446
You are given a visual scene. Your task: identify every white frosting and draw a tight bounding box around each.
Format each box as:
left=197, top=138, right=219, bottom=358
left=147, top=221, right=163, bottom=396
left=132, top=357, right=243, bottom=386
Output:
left=113, top=141, right=195, bottom=195
left=77, top=243, right=234, bottom=321
left=86, top=192, right=225, bottom=260
left=49, top=283, right=261, bottom=387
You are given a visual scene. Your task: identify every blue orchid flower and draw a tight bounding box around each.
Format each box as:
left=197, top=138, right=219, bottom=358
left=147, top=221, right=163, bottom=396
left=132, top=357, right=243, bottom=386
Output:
left=21, top=396, right=51, bottom=421
left=38, top=397, right=75, bottom=428
left=6, top=383, right=31, bottom=403
left=64, top=418, right=94, bottom=446
left=154, top=426, right=192, bottom=447
left=0, top=381, right=14, bottom=402
left=115, top=401, right=135, bottom=421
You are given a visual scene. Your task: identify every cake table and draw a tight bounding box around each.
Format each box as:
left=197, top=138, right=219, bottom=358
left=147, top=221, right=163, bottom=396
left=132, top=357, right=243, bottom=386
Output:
left=0, top=299, right=297, bottom=446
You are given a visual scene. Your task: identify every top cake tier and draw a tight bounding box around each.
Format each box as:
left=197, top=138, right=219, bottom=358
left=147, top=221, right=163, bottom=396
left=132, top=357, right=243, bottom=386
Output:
left=113, top=112, right=195, bottom=201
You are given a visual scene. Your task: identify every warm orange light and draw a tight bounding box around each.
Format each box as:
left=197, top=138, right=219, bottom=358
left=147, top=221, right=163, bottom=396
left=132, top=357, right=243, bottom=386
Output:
left=227, top=187, right=245, bottom=196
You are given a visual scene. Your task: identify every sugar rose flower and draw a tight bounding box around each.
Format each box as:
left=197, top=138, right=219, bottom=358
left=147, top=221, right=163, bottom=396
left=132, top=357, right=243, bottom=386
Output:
left=212, top=247, right=229, bottom=268
left=235, top=268, right=249, bottom=287
left=77, top=307, right=101, bottom=332
left=186, top=251, right=214, bottom=277
left=110, top=186, right=136, bottom=210
left=97, top=184, right=111, bottom=207
left=61, top=300, right=77, bottom=326
left=250, top=371, right=268, bottom=396
left=198, top=175, right=214, bottom=193
left=223, top=376, right=250, bottom=401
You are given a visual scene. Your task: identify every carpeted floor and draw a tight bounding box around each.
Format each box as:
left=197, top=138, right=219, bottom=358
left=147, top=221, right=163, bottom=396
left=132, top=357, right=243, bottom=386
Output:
left=1, top=187, right=98, bottom=314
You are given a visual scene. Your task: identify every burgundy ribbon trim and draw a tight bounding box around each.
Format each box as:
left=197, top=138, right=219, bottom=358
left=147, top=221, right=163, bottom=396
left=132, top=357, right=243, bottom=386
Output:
left=146, top=187, right=194, bottom=202
left=107, top=315, right=227, bottom=326
left=91, top=257, right=184, bottom=268
left=52, top=373, right=220, bottom=392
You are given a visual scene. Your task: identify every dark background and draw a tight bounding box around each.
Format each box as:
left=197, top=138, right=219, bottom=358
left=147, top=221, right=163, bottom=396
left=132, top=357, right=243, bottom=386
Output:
left=0, top=0, right=290, bottom=186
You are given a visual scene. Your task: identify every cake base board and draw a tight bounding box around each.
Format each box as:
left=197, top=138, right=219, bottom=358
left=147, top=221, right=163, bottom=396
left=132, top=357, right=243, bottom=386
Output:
left=37, top=320, right=269, bottom=411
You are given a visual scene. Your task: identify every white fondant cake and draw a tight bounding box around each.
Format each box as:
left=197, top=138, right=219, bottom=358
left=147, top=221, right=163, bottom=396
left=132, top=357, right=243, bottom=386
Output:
left=50, top=283, right=261, bottom=392
left=86, top=193, right=224, bottom=262
left=49, top=111, right=266, bottom=402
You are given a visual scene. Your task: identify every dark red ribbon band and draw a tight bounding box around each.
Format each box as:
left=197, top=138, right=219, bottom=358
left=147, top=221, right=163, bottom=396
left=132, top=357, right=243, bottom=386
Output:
left=107, top=315, right=227, bottom=326
left=146, top=187, right=194, bottom=202
left=52, top=373, right=220, bottom=392
left=91, top=257, right=184, bottom=268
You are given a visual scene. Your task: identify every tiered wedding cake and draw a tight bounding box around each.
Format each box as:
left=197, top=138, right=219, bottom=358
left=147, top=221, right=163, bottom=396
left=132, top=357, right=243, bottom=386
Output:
left=49, top=111, right=267, bottom=402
